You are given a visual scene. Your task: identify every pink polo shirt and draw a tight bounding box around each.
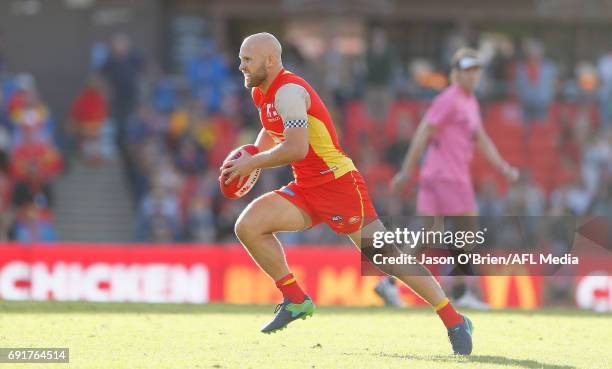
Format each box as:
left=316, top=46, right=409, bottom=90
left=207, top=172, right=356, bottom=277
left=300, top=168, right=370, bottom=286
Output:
left=420, top=84, right=482, bottom=185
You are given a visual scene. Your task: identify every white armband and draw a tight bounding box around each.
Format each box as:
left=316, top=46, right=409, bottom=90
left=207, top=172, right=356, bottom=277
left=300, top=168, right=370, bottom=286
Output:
left=283, top=119, right=308, bottom=129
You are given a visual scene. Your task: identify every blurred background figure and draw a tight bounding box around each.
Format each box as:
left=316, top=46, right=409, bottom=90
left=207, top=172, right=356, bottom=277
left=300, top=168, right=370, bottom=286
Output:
left=186, top=39, right=230, bottom=115
left=514, top=39, right=557, bottom=125
left=101, top=33, right=143, bottom=165
left=68, top=74, right=109, bottom=164
left=363, top=28, right=396, bottom=121
left=597, top=47, right=612, bottom=128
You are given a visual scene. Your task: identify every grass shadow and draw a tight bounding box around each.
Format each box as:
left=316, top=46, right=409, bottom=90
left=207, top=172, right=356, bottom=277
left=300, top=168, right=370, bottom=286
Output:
left=0, top=302, right=609, bottom=319
left=379, top=353, right=576, bottom=369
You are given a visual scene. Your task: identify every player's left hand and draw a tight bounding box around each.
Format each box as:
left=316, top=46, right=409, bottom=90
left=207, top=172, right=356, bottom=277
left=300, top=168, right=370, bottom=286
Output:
left=220, top=153, right=256, bottom=185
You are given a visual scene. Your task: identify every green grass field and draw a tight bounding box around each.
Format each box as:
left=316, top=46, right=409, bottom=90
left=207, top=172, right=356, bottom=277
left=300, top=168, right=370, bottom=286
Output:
left=0, top=302, right=610, bottom=369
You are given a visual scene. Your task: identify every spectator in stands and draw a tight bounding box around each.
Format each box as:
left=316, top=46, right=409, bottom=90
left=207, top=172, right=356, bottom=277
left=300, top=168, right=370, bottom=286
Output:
left=515, top=39, right=557, bottom=124
left=575, top=62, right=599, bottom=99
left=585, top=172, right=611, bottom=215
left=68, top=74, right=109, bottom=163
left=363, top=28, right=396, bottom=120
left=213, top=196, right=248, bottom=243
left=550, top=176, right=593, bottom=216
left=173, top=137, right=207, bottom=176
left=582, top=128, right=611, bottom=193
left=102, top=33, right=143, bottom=156
left=409, top=59, right=448, bottom=97
left=125, top=103, right=167, bottom=199
left=477, top=178, right=506, bottom=216
left=149, top=215, right=176, bottom=244
left=281, top=39, right=308, bottom=78
left=0, top=88, right=9, bottom=131
left=558, top=105, right=583, bottom=165
left=135, top=180, right=181, bottom=242
left=597, top=48, right=612, bottom=128
left=12, top=161, right=53, bottom=210
left=0, top=152, right=12, bottom=241
left=319, top=35, right=350, bottom=108
left=185, top=190, right=216, bottom=243
left=127, top=103, right=166, bottom=146
left=0, top=90, right=11, bottom=166
left=360, top=143, right=394, bottom=211
left=506, top=173, right=545, bottom=216
left=571, top=101, right=594, bottom=151
left=10, top=130, right=62, bottom=183
left=186, top=38, right=229, bottom=114
left=13, top=202, right=58, bottom=242
left=208, top=104, right=241, bottom=168
left=385, top=108, right=418, bottom=169
left=484, top=35, right=515, bottom=99
left=9, top=85, right=54, bottom=145
left=184, top=98, right=217, bottom=152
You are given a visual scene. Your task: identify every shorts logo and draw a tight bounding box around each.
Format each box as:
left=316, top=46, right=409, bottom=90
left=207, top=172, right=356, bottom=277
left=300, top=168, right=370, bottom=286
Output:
left=319, top=166, right=338, bottom=175
left=331, top=215, right=343, bottom=222
left=281, top=187, right=296, bottom=197
left=348, top=216, right=361, bottom=224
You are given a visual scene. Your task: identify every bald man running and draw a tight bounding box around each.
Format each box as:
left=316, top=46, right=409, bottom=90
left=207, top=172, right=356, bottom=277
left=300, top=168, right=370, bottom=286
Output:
left=221, top=33, right=473, bottom=355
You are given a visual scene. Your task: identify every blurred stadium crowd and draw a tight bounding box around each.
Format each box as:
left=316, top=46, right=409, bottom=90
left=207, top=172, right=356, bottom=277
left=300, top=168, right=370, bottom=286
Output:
left=0, top=29, right=610, bottom=243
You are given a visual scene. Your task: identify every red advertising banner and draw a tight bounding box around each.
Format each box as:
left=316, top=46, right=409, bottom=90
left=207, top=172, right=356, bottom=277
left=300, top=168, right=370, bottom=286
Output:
left=0, top=244, right=610, bottom=310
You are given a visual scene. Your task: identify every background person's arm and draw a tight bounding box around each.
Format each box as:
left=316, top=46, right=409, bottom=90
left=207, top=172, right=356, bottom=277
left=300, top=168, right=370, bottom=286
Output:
left=390, top=121, right=436, bottom=191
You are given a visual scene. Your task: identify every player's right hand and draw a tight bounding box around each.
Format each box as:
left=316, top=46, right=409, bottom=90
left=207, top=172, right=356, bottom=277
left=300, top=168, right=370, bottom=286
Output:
left=390, top=171, right=410, bottom=193
left=501, top=163, right=520, bottom=182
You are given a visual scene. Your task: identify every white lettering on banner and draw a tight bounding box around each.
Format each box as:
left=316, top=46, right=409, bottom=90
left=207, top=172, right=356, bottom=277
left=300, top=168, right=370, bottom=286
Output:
left=0, top=262, right=30, bottom=300
left=0, top=262, right=209, bottom=303
left=142, top=264, right=166, bottom=303
left=84, top=263, right=111, bottom=302
left=31, top=262, right=68, bottom=301
left=169, top=265, right=207, bottom=303
left=109, top=264, right=140, bottom=302
left=576, top=274, right=611, bottom=312
left=67, top=263, right=84, bottom=301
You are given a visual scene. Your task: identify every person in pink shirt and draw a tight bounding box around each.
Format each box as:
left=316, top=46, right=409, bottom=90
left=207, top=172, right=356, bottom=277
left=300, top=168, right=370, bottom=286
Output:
left=375, top=48, right=518, bottom=308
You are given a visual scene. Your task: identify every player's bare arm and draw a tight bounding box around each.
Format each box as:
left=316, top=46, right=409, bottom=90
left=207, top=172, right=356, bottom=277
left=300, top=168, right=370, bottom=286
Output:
left=222, top=83, right=310, bottom=184
left=252, top=83, right=311, bottom=166
left=218, top=129, right=272, bottom=186
left=391, top=121, right=436, bottom=191
left=254, top=128, right=277, bottom=152
left=475, top=126, right=518, bottom=181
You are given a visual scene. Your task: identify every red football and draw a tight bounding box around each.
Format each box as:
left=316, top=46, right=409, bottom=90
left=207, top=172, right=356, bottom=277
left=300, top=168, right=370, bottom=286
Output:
left=219, top=144, right=261, bottom=199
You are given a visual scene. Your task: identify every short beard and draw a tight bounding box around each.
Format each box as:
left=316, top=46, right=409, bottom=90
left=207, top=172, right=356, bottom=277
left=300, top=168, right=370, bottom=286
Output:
left=244, top=66, right=267, bottom=88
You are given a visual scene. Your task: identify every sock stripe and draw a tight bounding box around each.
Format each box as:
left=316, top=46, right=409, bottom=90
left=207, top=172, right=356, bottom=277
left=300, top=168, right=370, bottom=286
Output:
left=435, top=298, right=450, bottom=311
left=275, top=273, right=294, bottom=286
left=275, top=273, right=306, bottom=304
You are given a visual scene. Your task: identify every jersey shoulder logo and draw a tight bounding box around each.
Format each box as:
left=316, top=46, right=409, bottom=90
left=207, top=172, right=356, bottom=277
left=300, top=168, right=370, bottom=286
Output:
left=266, top=103, right=280, bottom=120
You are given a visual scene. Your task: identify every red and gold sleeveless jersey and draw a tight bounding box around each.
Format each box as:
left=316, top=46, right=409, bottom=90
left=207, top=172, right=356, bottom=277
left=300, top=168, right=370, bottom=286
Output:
left=251, top=69, right=356, bottom=188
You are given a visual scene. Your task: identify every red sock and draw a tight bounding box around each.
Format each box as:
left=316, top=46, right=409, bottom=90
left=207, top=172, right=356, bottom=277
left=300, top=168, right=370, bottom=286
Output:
left=435, top=298, right=464, bottom=329
left=275, top=273, right=306, bottom=303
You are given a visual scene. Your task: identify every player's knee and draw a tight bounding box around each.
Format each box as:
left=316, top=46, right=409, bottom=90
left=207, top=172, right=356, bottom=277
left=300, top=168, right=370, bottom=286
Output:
left=234, top=213, right=260, bottom=244
left=234, top=217, right=250, bottom=242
